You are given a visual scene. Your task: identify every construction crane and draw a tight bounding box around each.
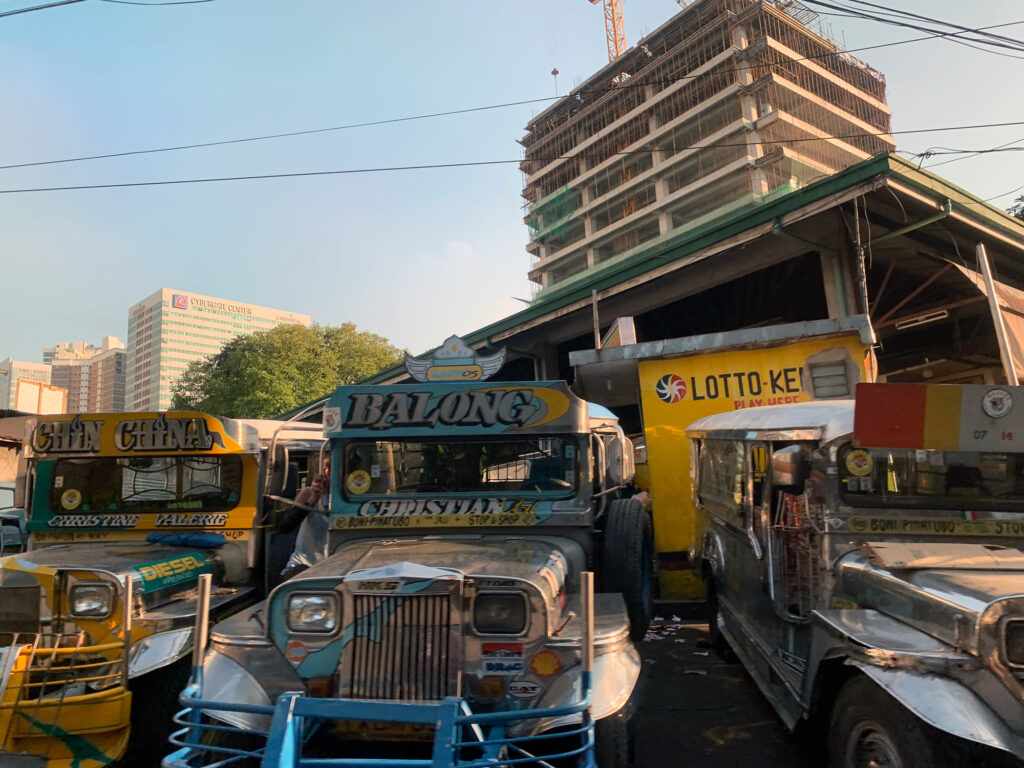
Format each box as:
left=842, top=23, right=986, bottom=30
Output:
left=589, top=0, right=626, bottom=63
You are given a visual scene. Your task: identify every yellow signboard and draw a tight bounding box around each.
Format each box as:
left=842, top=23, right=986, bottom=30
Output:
left=638, top=335, right=870, bottom=598
left=30, top=412, right=243, bottom=456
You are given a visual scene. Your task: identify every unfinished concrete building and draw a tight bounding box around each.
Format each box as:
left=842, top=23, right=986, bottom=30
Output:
left=521, top=0, right=895, bottom=297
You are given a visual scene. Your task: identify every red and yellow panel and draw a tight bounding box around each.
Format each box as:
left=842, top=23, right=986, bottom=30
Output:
left=854, top=383, right=1024, bottom=452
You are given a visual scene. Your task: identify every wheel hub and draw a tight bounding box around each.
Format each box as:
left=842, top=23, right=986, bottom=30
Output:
left=847, top=721, right=902, bottom=768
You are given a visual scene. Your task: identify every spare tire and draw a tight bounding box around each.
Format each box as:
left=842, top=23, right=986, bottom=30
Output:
left=601, top=497, right=654, bottom=641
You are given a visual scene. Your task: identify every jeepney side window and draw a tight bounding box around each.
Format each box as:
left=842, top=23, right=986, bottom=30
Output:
left=749, top=444, right=768, bottom=507
left=697, top=438, right=745, bottom=529
left=123, top=456, right=176, bottom=500
left=49, top=456, right=243, bottom=512
left=749, top=442, right=769, bottom=549
left=837, top=444, right=1024, bottom=508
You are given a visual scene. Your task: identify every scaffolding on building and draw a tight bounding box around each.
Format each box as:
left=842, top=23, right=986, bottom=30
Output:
left=521, top=0, right=894, bottom=296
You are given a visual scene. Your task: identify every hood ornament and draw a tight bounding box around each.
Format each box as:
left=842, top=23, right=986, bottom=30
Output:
left=405, top=335, right=505, bottom=382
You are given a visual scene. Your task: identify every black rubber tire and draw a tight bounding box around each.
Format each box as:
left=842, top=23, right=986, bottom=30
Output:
left=122, top=655, right=192, bottom=767
left=601, top=498, right=654, bottom=642
left=704, top=571, right=724, bottom=649
left=594, top=713, right=632, bottom=768
left=828, top=675, right=941, bottom=768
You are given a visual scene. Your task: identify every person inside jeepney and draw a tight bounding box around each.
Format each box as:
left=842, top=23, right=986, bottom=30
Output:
left=280, top=455, right=330, bottom=580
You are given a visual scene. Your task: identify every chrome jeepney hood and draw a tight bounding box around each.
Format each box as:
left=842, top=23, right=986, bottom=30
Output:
left=835, top=547, right=1024, bottom=654
left=303, top=535, right=579, bottom=604
left=258, top=535, right=588, bottom=702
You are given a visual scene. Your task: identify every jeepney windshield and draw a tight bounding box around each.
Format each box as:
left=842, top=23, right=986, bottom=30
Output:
left=341, top=437, right=578, bottom=498
left=838, top=444, right=1024, bottom=510
left=45, top=455, right=244, bottom=514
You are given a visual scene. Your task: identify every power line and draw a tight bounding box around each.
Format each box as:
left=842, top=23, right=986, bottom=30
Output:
left=920, top=146, right=1024, bottom=159
left=0, top=0, right=209, bottom=15
left=0, top=0, right=84, bottom=18
left=0, top=160, right=519, bottom=194
left=921, top=136, right=1024, bottom=170
left=802, top=0, right=1024, bottom=60
left=804, top=0, right=1024, bottom=49
left=984, top=183, right=1024, bottom=203
left=3, top=18, right=1022, bottom=172
left=839, top=0, right=1024, bottom=48
left=3, top=121, right=1023, bottom=196
left=96, top=0, right=215, bottom=5
left=0, top=97, right=555, bottom=171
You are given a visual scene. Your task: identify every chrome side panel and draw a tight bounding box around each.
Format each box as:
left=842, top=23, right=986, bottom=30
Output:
left=716, top=592, right=805, bottom=731
left=812, top=608, right=965, bottom=656
left=851, top=661, right=1024, bottom=755
left=519, top=594, right=639, bottom=734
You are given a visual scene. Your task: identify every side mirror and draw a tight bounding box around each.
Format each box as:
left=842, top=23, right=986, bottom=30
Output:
left=607, top=434, right=635, bottom=486
left=267, top=445, right=291, bottom=495
left=771, top=445, right=809, bottom=491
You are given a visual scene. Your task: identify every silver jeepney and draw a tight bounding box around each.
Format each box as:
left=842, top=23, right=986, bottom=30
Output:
left=197, top=538, right=639, bottom=734
left=166, top=378, right=649, bottom=768
left=690, top=384, right=1024, bottom=766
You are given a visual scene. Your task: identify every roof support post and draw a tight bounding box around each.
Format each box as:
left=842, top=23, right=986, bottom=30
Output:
left=977, top=242, right=1019, bottom=385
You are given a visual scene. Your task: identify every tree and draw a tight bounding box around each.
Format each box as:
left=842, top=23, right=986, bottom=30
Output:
left=170, top=323, right=403, bottom=418
left=1010, top=195, right=1024, bottom=223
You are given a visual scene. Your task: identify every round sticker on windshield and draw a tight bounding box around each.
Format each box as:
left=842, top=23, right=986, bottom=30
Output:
left=982, top=388, right=1013, bottom=419
left=61, top=489, right=82, bottom=510
left=845, top=449, right=872, bottom=477
left=346, top=470, right=371, bottom=495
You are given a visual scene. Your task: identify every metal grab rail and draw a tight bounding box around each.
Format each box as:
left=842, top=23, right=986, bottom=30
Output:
left=164, top=573, right=598, bottom=768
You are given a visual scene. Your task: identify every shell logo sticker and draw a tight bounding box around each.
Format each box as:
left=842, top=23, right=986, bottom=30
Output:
left=845, top=449, right=873, bottom=477
left=529, top=650, right=562, bottom=678
left=60, top=489, right=82, bottom=510
left=655, top=374, right=687, bottom=404
left=285, top=640, right=308, bottom=663
left=346, top=470, right=371, bottom=495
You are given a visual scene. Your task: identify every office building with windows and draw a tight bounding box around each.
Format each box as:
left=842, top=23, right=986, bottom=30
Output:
left=48, top=337, right=126, bottom=413
left=125, top=289, right=311, bottom=411
left=0, top=358, right=63, bottom=413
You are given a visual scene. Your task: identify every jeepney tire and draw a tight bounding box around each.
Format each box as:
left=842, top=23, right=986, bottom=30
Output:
left=704, top=571, right=724, bottom=648
left=594, top=712, right=632, bottom=768
left=122, top=655, right=192, bottom=768
left=828, top=675, right=943, bottom=768
left=602, top=498, right=653, bottom=642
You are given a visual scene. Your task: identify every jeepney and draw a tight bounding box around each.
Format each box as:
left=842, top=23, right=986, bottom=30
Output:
left=690, top=383, right=1024, bottom=767
left=166, top=376, right=649, bottom=768
left=570, top=315, right=875, bottom=600
left=0, top=411, right=322, bottom=768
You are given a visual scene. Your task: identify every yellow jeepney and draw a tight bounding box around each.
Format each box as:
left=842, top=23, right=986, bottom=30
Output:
left=0, top=412, right=322, bottom=767
left=571, top=316, right=875, bottom=598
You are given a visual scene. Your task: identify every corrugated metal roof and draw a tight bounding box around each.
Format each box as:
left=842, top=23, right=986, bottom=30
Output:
left=318, top=154, right=1024, bottom=396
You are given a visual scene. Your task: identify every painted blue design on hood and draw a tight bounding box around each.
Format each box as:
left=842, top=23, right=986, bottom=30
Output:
left=293, top=579, right=436, bottom=679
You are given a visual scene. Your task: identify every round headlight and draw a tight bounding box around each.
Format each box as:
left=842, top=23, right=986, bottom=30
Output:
left=70, top=583, right=114, bottom=618
left=473, top=593, right=527, bottom=635
left=287, top=593, right=339, bottom=634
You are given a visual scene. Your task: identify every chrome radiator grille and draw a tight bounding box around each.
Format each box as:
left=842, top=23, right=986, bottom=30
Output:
left=349, top=593, right=454, bottom=700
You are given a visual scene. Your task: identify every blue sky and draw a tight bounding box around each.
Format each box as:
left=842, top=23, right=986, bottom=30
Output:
left=1, top=0, right=1021, bottom=363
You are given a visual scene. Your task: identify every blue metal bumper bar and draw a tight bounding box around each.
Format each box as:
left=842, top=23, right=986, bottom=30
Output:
left=164, top=573, right=600, bottom=768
